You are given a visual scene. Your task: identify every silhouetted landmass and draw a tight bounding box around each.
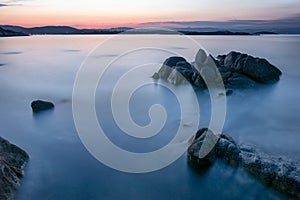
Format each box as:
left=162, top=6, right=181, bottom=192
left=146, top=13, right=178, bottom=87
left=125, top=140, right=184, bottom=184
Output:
left=0, top=27, right=29, bottom=37
left=181, top=31, right=252, bottom=35
left=253, top=31, right=278, bottom=35
left=0, top=25, right=131, bottom=35
left=0, top=25, right=279, bottom=36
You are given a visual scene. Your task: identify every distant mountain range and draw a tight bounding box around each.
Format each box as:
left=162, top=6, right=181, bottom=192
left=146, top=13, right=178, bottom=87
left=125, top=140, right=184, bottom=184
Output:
left=0, top=26, right=29, bottom=37
left=0, top=25, right=278, bottom=37
left=0, top=25, right=132, bottom=35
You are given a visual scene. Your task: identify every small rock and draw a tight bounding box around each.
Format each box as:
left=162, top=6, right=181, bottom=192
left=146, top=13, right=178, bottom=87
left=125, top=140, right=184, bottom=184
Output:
left=152, top=72, right=160, bottom=80
left=31, top=100, right=54, bottom=112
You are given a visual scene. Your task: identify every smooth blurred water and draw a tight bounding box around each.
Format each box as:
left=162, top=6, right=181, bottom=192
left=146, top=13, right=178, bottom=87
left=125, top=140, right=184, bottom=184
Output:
left=0, top=35, right=299, bottom=199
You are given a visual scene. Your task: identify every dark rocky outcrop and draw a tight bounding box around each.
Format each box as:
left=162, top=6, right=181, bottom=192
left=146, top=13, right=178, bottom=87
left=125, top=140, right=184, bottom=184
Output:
left=188, top=129, right=300, bottom=198
left=219, top=51, right=282, bottom=83
left=154, top=49, right=282, bottom=89
left=31, top=100, right=54, bottom=112
left=0, top=136, right=29, bottom=200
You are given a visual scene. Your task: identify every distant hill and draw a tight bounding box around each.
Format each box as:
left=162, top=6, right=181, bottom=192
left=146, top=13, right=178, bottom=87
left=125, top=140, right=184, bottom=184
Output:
left=1, top=25, right=133, bottom=35
left=0, top=27, right=29, bottom=37
left=0, top=25, right=278, bottom=36
left=181, top=30, right=252, bottom=35
left=1, top=25, right=79, bottom=34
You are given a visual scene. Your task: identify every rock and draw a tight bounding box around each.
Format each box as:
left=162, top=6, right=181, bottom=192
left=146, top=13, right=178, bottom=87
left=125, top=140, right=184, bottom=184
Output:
left=152, top=72, right=160, bottom=80
left=242, top=56, right=282, bottom=83
left=156, top=57, right=190, bottom=85
left=226, top=89, right=233, bottom=96
left=167, top=69, right=188, bottom=85
left=0, top=136, right=29, bottom=200
left=153, top=50, right=282, bottom=89
left=163, top=56, right=186, bottom=68
left=223, top=51, right=248, bottom=71
left=188, top=128, right=218, bottom=170
left=220, top=51, right=282, bottom=83
left=195, top=49, right=207, bottom=66
left=188, top=128, right=300, bottom=198
left=31, top=100, right=54, bottom=112
left=192, top=75, right=206, bottom=88
left=227, top=73, right=257, bottom=88
left=157, top=65, right=173, bottom=80
left=174, top=61, right=194, bottom=81
left=220, top=71, right=232, bottom=80
left=215, top=134, right=241, bottom=166
left=216, top=55, right=226, bottom=65
left=239, top=149, right=300, bottom=198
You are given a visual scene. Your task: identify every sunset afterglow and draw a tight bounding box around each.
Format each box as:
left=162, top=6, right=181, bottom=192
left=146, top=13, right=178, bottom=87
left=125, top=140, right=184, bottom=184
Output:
left=1, top=0, right=300, bottom=28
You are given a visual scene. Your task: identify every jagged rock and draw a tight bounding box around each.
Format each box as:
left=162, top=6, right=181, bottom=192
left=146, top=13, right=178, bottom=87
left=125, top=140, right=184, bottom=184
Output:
left=220, top=51, right=282, bottom=83
left=31, top=100, right=54, bottom=112
left=242, top=56, right=282, bottom=83
left=153, top=49, right=282, bottom=89
left=188, top=129, right=300, bottom=198
left=0, top=136, right=29, bottom=200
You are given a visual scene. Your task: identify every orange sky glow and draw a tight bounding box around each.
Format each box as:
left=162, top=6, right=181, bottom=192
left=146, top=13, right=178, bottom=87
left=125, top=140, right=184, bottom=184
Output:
left=0, top=0, right=300, bottom=28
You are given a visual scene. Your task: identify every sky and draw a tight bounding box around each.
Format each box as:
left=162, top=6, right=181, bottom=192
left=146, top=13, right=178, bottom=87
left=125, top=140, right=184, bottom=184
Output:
left=0, top=0, right=300, bottom=28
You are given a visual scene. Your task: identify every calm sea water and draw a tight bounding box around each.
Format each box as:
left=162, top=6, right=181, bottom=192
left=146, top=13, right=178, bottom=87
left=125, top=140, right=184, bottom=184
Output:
left=0, top=35, right=299, bottom=199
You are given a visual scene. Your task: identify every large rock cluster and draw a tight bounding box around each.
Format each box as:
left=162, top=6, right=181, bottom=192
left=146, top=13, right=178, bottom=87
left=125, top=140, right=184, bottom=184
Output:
left=188, top=128, right=300, bottom=198
left=153, top=50, right=282, bottom=88
left=0, top=136, right=29, bottom=200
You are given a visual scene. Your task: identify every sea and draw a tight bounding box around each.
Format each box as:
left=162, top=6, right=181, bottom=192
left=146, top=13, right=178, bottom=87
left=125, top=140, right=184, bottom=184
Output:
left=0, top=34, right=299, bottom=199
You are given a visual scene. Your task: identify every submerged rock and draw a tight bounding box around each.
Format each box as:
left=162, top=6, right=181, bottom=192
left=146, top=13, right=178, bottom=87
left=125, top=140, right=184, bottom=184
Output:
left=188, top=129, right=300, bottom=198
left=154, top=50, right=282, bottom=89
left=31, top=100, right=54, bottom=112
left=0, top=136, right=29, bottom=200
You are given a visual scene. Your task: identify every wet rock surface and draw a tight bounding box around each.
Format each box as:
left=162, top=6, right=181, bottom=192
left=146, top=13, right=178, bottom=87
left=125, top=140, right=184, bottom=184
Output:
left=188, top=129, right=300, bottom=198
left=154, top=50, right=282, bottom=89
left=188, top=128, right=218, bottom=169
left=0, top=136, right=29, bottom=200
left=31, top=100, right=54, bottom=112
